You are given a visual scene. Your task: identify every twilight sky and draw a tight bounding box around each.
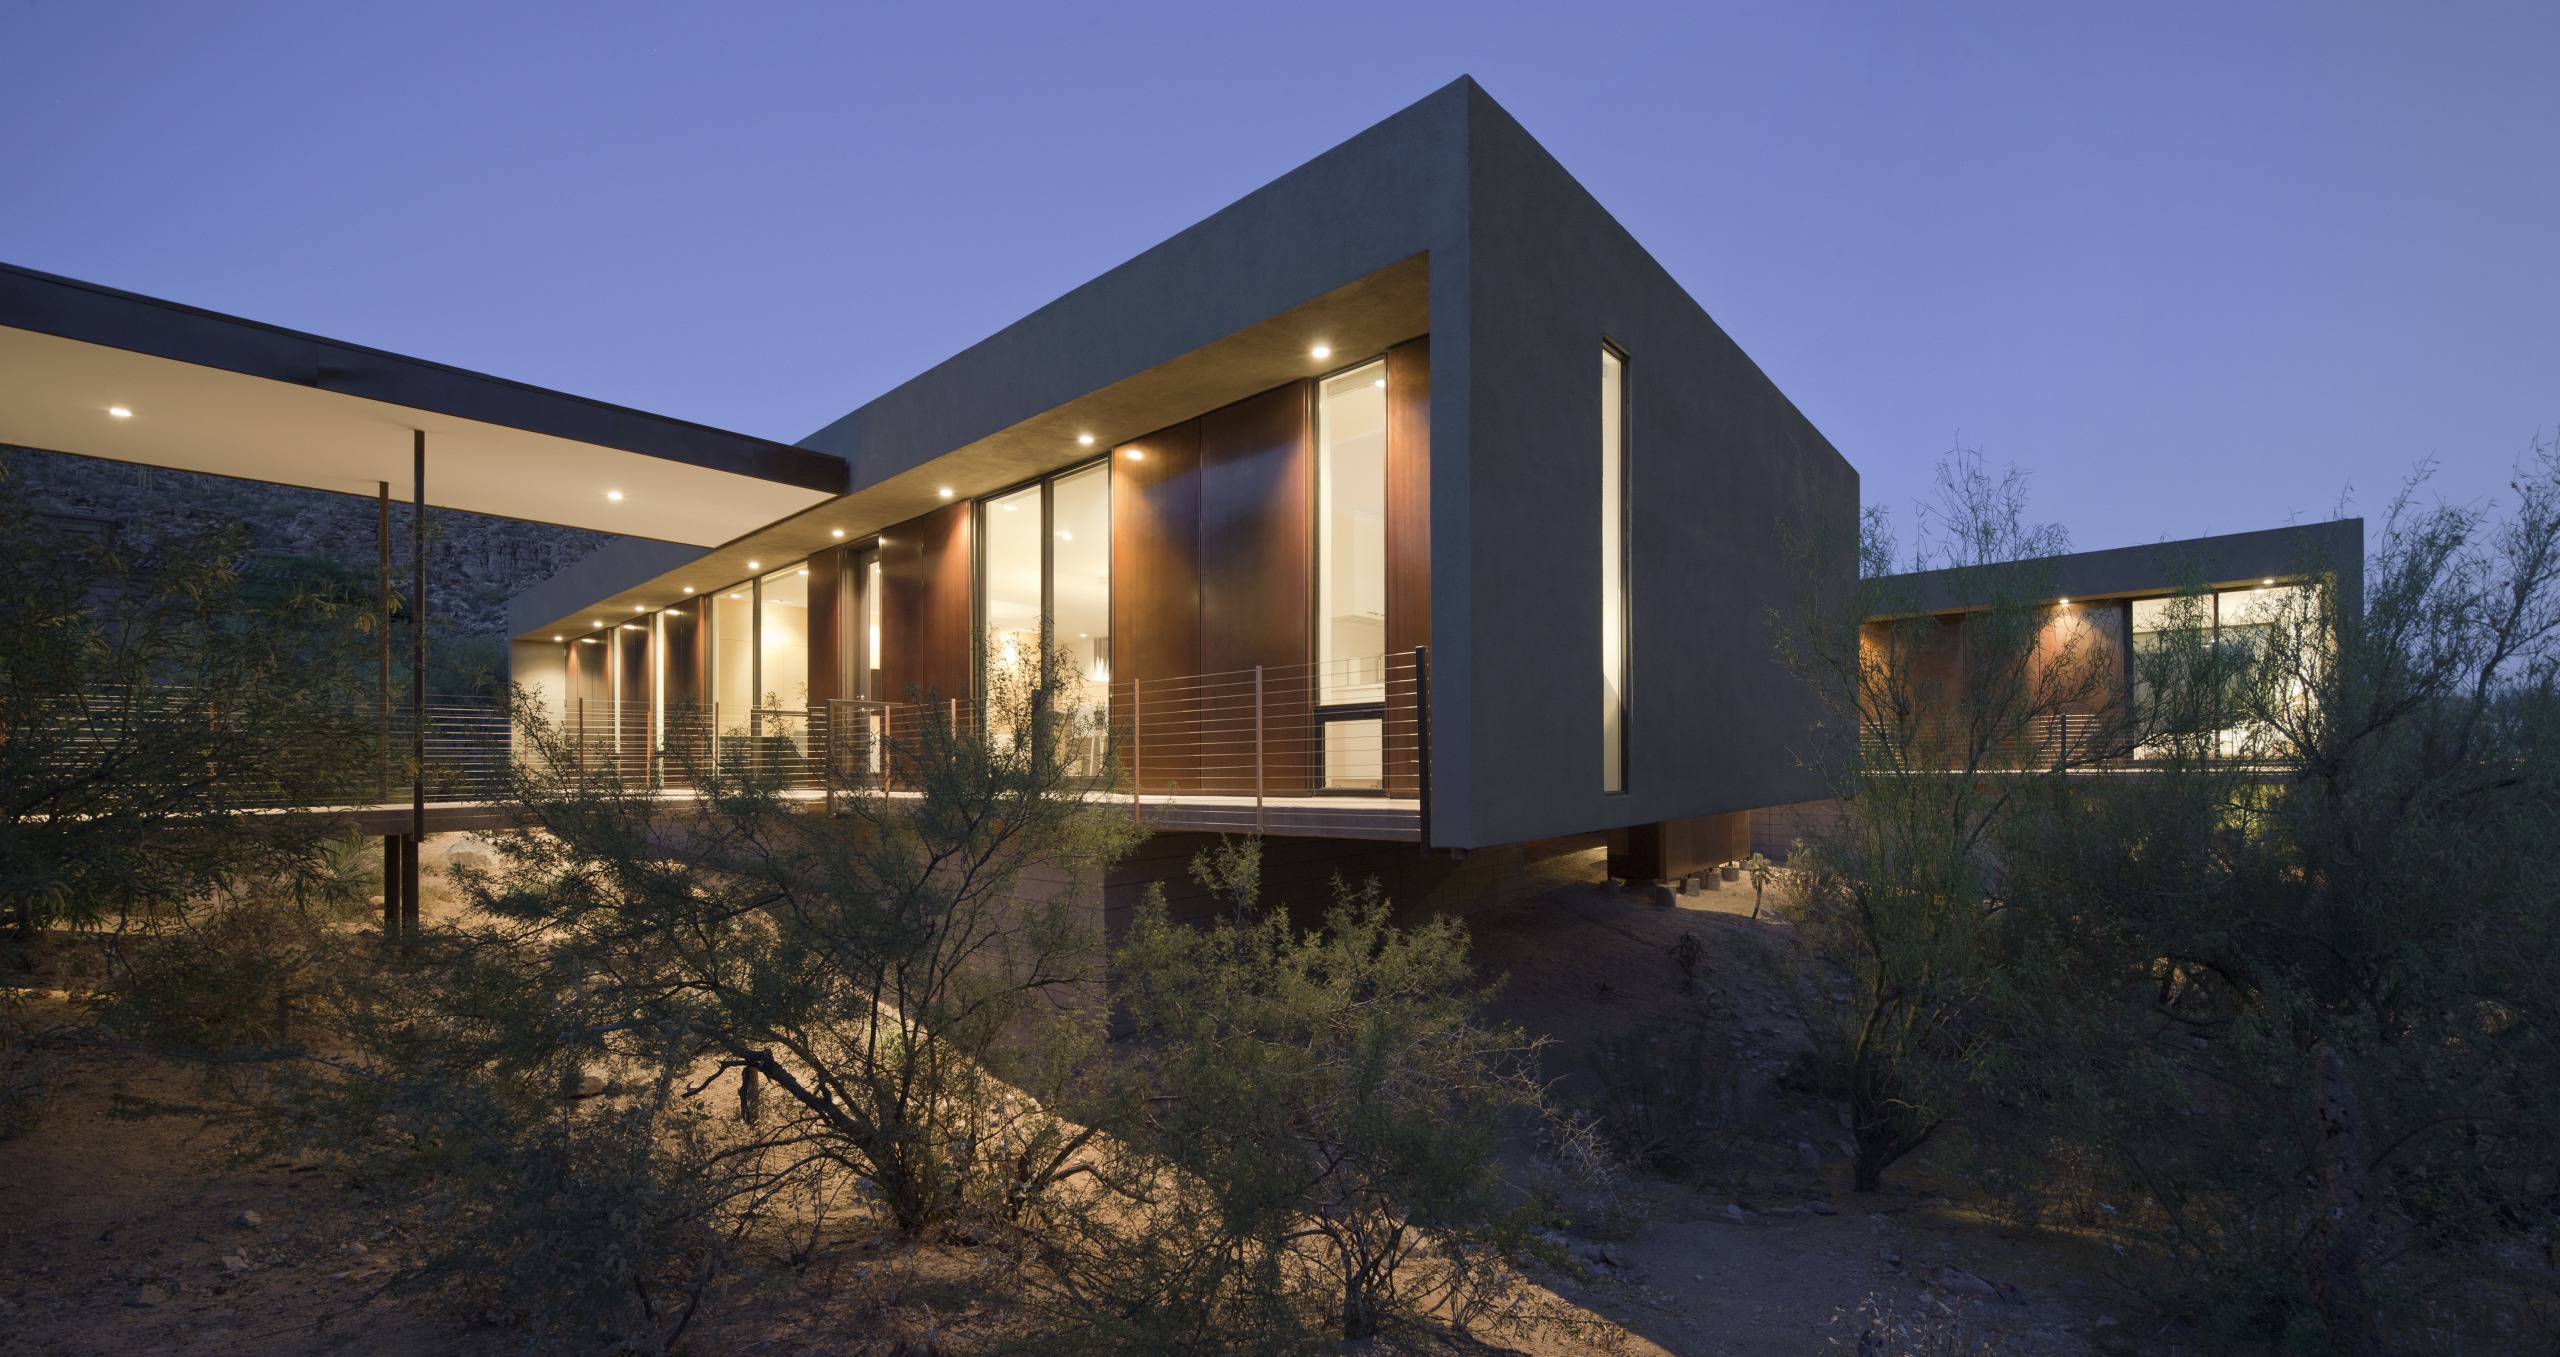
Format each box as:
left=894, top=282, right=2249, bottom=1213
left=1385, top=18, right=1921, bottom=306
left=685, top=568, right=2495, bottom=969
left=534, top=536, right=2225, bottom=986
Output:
left=4, top=2, right=2554, bottom=554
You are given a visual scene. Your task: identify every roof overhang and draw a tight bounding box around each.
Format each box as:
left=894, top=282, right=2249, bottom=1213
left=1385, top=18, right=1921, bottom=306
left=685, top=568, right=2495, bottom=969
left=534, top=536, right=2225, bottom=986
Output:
left=0, top=263, right=846, bottom=546
left=510, top=253, right=1429, bottom=639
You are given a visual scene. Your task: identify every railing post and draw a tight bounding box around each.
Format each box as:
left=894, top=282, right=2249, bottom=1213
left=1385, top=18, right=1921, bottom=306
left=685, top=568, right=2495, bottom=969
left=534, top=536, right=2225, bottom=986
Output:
left=1131, top=678, right=1143, bottom=825
left=1413, top=645, right=1431, bottom=854
left=1254, top=664, right=1266, bottom=834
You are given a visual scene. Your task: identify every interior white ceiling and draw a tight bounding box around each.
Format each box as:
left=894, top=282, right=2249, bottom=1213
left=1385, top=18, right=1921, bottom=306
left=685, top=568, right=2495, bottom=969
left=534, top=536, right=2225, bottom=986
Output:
left=0, top=326, right=832, bottom=545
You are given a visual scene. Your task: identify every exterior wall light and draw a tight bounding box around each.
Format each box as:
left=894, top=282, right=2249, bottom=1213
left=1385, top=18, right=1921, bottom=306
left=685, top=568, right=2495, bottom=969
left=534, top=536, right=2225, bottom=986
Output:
left=108, top=406, right=132, bottom=418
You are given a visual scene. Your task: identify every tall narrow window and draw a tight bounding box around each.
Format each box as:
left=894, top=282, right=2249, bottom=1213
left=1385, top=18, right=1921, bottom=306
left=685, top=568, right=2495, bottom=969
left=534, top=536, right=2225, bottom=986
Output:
left=982, top=483, right=1045, bottom=678
left=864, top=553, right=882, bottom=699
left=1317, top=361, right=1390, bottom=789
left=1601, top=344, right=1629, bottom=793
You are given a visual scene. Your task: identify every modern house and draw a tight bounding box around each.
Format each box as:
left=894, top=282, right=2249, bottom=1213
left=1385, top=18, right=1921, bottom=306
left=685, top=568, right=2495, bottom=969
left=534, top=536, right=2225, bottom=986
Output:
left=0, top=77, right=1897, bottom=920
left=501, top=77, right=1859, bottom=915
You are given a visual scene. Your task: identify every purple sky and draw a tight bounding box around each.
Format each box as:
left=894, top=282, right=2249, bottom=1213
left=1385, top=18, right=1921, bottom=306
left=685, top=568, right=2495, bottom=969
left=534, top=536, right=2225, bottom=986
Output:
left=5, top=3, right=2554, bottom=554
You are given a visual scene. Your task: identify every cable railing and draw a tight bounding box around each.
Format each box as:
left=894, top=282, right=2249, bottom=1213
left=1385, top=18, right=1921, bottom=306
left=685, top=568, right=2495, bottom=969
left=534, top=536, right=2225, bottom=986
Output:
left=553, top=649, right=1435, bottom=843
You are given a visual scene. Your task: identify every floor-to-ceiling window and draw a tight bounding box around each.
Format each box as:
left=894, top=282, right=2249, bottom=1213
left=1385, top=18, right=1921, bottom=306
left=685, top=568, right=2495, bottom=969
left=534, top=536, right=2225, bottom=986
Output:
left=1052, top=462, right=1112, bottom=769
left=977, top=463, right=1111, bottom=766
left=1316, top=360, right=1388, bottom=789
left=760, top=565, right=810, bottom=715
left=1601, top=344, right=1630, bottom=793
left=983, top=483, right=1045, bottom=680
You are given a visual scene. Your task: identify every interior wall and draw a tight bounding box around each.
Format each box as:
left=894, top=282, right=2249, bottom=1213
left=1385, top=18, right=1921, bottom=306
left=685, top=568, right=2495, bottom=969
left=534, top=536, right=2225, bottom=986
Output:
left=1385, top=335, right=1432, bottom=796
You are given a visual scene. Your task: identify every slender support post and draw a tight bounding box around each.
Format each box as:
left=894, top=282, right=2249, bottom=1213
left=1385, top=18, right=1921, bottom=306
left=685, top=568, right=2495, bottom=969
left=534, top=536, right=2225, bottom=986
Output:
left=1130, top=678, right=1143, bottom=824
left=1253, top=665, right=1265, bottom=834
left=382, top=833, right=401, bottom=942
left=398, top=836, right=420, bottom=936
left=1413, top=646, right=1432, bottom=854
left=406, top=431, right=426, bottom=943
left=376, top=481, right=391, bottom=802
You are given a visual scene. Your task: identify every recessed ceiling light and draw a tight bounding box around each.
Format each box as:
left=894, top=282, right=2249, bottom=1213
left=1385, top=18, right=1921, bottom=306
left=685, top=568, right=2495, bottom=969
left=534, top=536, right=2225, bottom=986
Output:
left=2263, top=578, right=2275, bottom=585
left=2058, top=598, right=2071, bottom=606
left=1125, top=448, right=1145, bottom=461
left=746, top=560, right=760, bottom=570
left=591, top=621, right=603, bottom=628
left=107, top=406, right=132, bottom=418
left=552, top=635, right=564, bottom=642
left=1078, top=434, right=1095, bottom=446
left=937, top=487, right=954, bottom=498
left=683, top=586, right=694, bottom=593
left=832, top=529, right=845, bottom=538
left=632, top=605, right=645, bottom=612
left=1311, top=345, right=1331, bottom=359
left=606, top=490, right=624, bottom=501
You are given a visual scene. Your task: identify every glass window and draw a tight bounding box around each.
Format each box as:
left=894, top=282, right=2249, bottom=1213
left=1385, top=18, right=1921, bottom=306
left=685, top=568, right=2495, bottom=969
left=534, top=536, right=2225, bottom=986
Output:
left=760, top=566, right=810, bottom=712
left=983, top=484, right=1045, bottom=679
left=1317, top=361, right=1389, bottom=705
left=865, top=552, right=882, bottom=699
left=1052, top=463, right=1111, bottom=687
left=712, top=582, right=754, bottom=733
left=1601, top=345, right=1629, bottom=793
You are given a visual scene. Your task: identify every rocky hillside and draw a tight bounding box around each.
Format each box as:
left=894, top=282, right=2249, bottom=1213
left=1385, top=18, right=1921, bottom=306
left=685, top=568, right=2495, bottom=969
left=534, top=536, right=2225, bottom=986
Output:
left=3, top=446, right=614, bottom=638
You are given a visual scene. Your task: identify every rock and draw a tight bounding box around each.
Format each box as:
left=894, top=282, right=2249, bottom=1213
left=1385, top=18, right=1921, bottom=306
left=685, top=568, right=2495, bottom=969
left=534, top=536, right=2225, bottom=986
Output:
left=219, top=1253, right=251, bottom=1274
left=234, top=1210, right=263, bottom=1229
left=570, top=1073, right=607, bottom=1098
left=1880, top=1245, right=1903, bottom=1268
left=1793, top=1140, right=1822, bottom=1172
left=126, top=1285, right=167, bottom=1307
left=1809, top=1200, right=1838, bottom=1215
left=1653, top=885, right=1678, bottom=909
left=1723, top=1203, right=1748, bottom=1221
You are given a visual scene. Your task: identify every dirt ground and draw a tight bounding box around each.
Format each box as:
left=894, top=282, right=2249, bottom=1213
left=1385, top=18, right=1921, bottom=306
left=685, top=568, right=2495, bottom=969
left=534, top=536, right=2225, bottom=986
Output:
left=0, top=841, right=2121, bottom=1356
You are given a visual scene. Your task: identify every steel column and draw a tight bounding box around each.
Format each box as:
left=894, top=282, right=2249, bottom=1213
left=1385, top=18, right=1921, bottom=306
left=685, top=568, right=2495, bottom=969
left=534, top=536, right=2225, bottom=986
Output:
left=406, top=431, right=426, bottom=942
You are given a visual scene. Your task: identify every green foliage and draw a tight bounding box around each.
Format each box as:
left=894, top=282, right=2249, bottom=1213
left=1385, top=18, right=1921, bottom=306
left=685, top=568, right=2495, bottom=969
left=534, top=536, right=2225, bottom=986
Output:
left=1991, top=447, right=2560, bottom=1351
left=1033, top=875, right=1566, bottom=1350
left=0, top=462, right=375, bottom=938
left=1776, top=449, right=2108, bottom=1193
left=254, top=646, right=1137, bottom=1349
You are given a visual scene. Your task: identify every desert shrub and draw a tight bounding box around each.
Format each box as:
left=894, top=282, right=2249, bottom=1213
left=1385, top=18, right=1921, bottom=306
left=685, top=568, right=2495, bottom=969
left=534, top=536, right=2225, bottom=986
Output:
left=1585, top=1021, right=1747, bottom=1185
left=1776, top=451, right=2113, bottom=1193
left=97, top=828, right=378, bottom=1054
left=1028, top=875, right=1576, bottom=1352
left=1991, top=451, right=2560, bottom=1353
left=0, top=458, right=374, bottom=941
left=253, top=646, right=1134, bottom=1349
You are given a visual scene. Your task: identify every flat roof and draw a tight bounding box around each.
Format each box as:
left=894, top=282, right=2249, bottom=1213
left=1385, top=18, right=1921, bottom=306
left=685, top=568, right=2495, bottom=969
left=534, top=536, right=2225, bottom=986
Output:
left=0, top=262, right=846, bottom=546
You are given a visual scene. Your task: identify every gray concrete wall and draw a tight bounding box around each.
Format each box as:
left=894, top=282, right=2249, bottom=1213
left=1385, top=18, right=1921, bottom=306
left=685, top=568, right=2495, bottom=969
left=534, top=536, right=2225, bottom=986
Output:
left=1438, top=86, right=1858, bottom=848
left=799, top=83, right=1473, bottom=496
left=1883, top=519, right=2367, bottom=622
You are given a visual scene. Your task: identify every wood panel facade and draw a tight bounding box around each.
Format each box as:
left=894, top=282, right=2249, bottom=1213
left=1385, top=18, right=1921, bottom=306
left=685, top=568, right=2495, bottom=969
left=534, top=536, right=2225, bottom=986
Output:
left=599, top=340, right=1431, bottom=803
left=879, top=501, right=974, bottom=706
left=1111, top=422, right=1203, bottom=793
